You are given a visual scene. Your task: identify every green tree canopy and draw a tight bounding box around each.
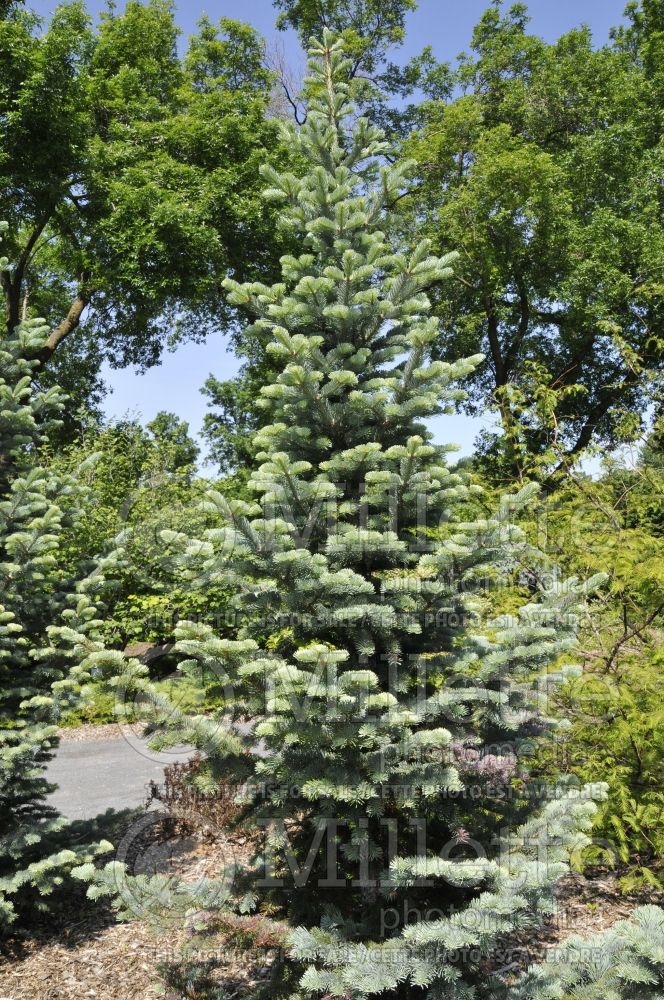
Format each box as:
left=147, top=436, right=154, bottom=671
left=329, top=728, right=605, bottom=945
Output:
left=0, top=0, right=287, bottom=420
left=272, top=0, right=422, bottom=130
left=404, top=0, right=664, bottom=484
left=273, top=0, right=416, bottom=78
left=43, top=410, right=211, bottom=648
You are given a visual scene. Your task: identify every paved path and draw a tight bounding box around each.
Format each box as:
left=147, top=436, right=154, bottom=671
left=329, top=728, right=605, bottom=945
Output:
left=47, top=736, right=194, bottom=820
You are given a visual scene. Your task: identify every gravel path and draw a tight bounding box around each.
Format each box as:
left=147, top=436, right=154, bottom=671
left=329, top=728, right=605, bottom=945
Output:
left=48, top=720, right=259, bottom=820
left=47, top=731, right=194, bottom=820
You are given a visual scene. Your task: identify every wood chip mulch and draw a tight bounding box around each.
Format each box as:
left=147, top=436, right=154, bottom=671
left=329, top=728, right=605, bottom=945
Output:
left=1, top=829, right=661, bottom=1000
left=0, top=913, right=170, bottom=1000
left=494, top=867, right=664, bottom=975
left=0, top=819, right=267, bottom=1000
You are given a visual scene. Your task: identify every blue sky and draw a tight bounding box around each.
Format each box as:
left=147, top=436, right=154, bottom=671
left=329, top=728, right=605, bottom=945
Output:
left=30, top=0, right=630, bottom=460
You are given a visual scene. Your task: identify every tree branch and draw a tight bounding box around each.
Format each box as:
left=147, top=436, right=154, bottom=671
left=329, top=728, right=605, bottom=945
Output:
left=37, top=272, right=93, bottom=363
left=484, top=296, right=506, bottom=386
left=533, top=308, right=569, bottom=326
left=503, top=270, right=530, bottom=372
left=12, top=215, right=51, bottom=296
left=5, top=215, right=52, bottom=333
left=604, top=602, right=664, bottom=674
left=0, top=269, right=11, bottom=318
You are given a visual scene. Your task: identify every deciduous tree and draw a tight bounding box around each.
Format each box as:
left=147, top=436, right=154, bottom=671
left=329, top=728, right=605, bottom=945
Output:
left=405, top=0, right=664, bottom=484
left=0, top=0, right=286, bottom=419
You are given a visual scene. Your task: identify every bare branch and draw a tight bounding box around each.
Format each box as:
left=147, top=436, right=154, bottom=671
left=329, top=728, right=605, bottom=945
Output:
left=264, top=39, right=306, bottom=124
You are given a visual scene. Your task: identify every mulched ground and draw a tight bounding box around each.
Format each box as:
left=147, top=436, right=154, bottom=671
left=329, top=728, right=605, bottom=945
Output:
left=0, top=821, right=271, bottom=1000
left=5, top=729, right=664, bottom=998
left=2, top=854, right=661, bottom=1000
left=0, top=912, right=169, bottom=1000
left=498, top=869, right=664, bottom=974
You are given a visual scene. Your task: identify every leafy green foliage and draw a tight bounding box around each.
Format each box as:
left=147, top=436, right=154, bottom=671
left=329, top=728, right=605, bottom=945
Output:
left=404, top=1, right=664, bottom=480
left=202, top=368, right=267, bottom=475
left=536, top=460, right=664, bottom=889
left=0, top=1, right=288, bottom=423
left=44, top=411, right=234, bottom=650
left=273, top=0, right=416, bottom=79
left=465, top=444, right=664, bottom=891
left=61, top=670, right=221, bottom=728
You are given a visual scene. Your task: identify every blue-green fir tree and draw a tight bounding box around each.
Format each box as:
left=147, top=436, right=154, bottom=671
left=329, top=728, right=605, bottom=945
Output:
left=494, top=905, right=664, bottom=1000
left=0, top=223, right=109, bottom=929
left=76, top=35, right=664, bottom=999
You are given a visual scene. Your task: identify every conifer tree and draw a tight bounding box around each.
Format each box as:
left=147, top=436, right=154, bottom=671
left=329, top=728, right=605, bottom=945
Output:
left=77, top=35, right=662, bottom=998
left=0, top=223, right=109, bottom=929
left=497, top=905, right=664, bottom=1000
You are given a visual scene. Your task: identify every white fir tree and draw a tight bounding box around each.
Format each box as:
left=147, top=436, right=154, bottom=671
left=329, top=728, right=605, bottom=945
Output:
left=0, top=223, right=110, bottom=929
left=76, top=35, right=664, bottom=999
